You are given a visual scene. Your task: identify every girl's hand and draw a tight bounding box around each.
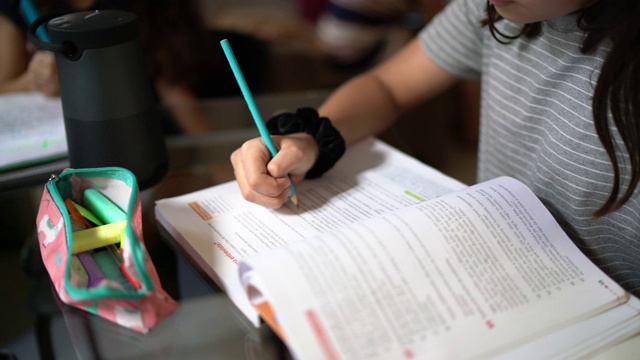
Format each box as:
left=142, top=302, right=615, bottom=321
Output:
left=231, top=133, right=319, bottom=208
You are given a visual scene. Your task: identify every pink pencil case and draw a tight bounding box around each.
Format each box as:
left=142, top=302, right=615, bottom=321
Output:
left=35, top=166, right=176, bottom=333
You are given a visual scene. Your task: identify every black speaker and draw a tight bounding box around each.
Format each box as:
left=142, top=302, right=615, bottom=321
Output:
left=29, top=10, right=168, bottom=190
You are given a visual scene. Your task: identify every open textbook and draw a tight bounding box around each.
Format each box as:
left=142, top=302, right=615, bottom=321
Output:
left=155, top=138, right=640, bottom=359
left=0, top=92, right=67, bottom=171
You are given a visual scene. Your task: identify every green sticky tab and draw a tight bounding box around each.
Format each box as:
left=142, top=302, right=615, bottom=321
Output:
left=404, top=190, right=426, bottom=202
left=70, top=200, right=104, bottom=226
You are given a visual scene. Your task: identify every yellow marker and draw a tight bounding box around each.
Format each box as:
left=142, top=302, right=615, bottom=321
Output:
left=72, top=220, right=127, bottom=254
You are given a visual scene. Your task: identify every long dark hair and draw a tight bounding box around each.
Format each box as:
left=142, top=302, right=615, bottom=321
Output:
left=485, top=1, right=640, bottom=217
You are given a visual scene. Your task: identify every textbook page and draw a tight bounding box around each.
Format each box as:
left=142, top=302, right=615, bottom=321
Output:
left=155, top=138, right=467, bottom=325
left=239, top=176, right=630, bottom=360
left=0, top=93, right=67, bottom=171
left=495, top=295, right=640, bottom=360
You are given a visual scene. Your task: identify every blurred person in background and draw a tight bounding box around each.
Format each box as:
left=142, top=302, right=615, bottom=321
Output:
left=308, top=0, right=479, bottom=143
left=0, top=0, right=267, bottom=134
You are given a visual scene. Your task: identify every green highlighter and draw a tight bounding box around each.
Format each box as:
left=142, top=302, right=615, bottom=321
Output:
left=83, top=188, right=127, bottom=224
left=83, top=188, right=128, bottom=248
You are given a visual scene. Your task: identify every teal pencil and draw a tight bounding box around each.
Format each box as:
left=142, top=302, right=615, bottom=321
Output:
left=220, top=39, right=298, bottom=207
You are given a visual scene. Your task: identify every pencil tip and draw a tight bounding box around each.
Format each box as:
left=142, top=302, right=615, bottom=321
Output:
left=290, top=194, right=299, bottom=208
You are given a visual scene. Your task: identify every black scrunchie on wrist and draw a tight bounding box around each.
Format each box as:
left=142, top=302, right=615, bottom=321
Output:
left=266, top=108, right=346, bottom=179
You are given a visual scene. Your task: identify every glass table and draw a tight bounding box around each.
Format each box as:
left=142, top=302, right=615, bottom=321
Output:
left=3, top=89, right=640, bottom=359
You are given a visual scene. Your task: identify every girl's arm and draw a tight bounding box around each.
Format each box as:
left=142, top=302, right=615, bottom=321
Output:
left=320, top=38, right=459, bottom=146
left=155, top=79, right=212, bottom=135
left=231, top=37, right=459, bottom=208
left=0, top=14, right=29, bottom=92
left=0, top=14, right=59, bottom=95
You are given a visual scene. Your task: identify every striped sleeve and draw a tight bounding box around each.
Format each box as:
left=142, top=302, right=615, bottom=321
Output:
left=418, top=0, right=485, bottom=80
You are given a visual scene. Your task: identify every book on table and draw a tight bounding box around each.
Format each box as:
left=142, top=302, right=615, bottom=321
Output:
left=155, top=137, right=640, bottom=359
left=0, top=92, right=66, bottom=171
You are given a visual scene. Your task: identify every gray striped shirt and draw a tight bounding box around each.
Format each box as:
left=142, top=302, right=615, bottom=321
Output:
left=420, top=0, right=640, bottom=297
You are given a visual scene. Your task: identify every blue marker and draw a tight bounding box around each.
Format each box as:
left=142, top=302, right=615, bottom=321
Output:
left=220, top=39, right=299, bottom=207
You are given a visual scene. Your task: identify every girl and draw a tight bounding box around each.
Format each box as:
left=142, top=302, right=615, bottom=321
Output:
left=230, top=0, right=640, bottom=297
